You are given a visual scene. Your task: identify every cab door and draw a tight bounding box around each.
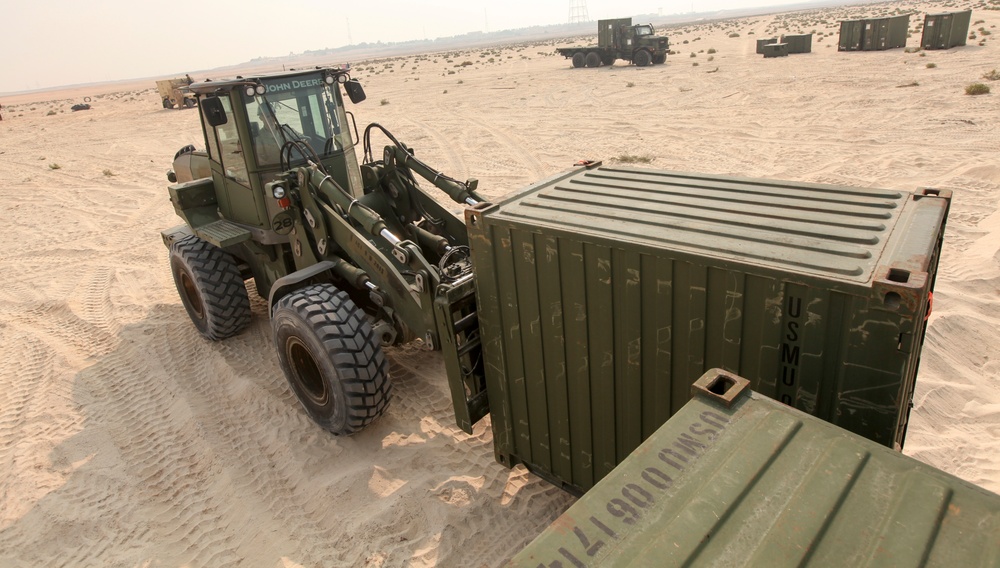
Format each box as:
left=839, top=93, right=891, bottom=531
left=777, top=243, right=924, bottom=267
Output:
left=205, top=94, right=265, bottom=227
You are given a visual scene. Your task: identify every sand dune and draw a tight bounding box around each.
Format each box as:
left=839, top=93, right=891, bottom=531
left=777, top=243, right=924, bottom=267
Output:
left=1, top=1, right=998, bottom=565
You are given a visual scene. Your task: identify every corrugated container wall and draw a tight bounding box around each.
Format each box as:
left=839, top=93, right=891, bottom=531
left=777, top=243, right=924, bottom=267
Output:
left=781, top=33, right=813, bottom=53
left=467, top=165, right=950, bottom=493
left=840, top=15, right=910, bottom=51
left=839, top=19, right=864, bottom=50
left=510, top=369, right=1000, bottom=567
left=756, top=37, right=778, bottom=54
left=762, top=43, right=789, bottom=58
left=922, top=10, right=973, bottom=49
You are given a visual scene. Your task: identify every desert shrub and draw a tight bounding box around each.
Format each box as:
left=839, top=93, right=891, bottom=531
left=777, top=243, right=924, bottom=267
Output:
left=626, top=82, right=635, bottom=87
left=49, top=163, right=61, bottom=170
left=708, top=56, right=715, bottom=62
left=46, top=110, right=56, bottom=116
left=707, top=48, right=717, bottom=54
left=692, top=62, right=699, bottom=66
left=926, top=62, right=937, bottom=68
left=380, top=99, right=389, bottom=105
left=982, top=69, right=1000, bottom=81
left=103, top=169, right=115, bottom=176
left=614, top=154, right=653, bottom=164
left=965, top=83, right=991, bottom=95
left=461, top=61, right=473, bottom=66
left=728, top=32, right=740, bottom=38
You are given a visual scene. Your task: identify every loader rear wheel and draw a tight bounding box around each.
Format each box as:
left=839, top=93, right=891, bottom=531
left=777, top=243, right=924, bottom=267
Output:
left=272, top=284, right=391, bottom=436
left=634, top=49, right=652, bottom=67
left=572, top=53, right=585, bottom=68
left=169, top=235, right=251, bottom=340
left=585, top=52, right=601, bottom=68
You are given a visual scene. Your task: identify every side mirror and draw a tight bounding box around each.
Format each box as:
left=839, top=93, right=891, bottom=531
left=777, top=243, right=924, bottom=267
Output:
left=344, top=80, right=366, bottom=104
left=201, top=97, right=227, bottom=127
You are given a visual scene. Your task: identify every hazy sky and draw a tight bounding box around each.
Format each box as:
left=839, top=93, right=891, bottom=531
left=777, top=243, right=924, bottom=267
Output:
left=3, top=0, right=819, bottom=93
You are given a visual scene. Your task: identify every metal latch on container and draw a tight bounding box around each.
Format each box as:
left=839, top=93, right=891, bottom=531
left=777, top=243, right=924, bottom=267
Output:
left=691, top=369, right=751, bottom=408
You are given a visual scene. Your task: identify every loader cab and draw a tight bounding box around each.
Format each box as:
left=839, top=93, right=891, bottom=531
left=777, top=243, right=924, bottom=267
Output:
left=193, top=67, right=366, bottom=232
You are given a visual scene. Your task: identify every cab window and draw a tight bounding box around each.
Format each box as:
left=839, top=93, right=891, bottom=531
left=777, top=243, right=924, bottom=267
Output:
left=215, top=96, right=249, bottom=184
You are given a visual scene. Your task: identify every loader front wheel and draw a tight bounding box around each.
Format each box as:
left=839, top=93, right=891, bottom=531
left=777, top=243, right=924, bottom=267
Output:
left=572, top=53, right=586, bottom=68
left=272, top=284, right=391, bottom=436
left=169, top=235, right=251, bottom=340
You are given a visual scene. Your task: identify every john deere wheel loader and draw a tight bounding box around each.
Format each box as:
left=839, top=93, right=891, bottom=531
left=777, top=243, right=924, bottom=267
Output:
left=163, top=66, right=489, bottom=436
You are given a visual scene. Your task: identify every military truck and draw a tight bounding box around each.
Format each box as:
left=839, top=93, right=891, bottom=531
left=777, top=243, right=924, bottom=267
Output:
left=156, top=76, right=197, bottom=109
left=161, top=66, right=948, bottom=493
left=556, top=18, right=669, bottom=68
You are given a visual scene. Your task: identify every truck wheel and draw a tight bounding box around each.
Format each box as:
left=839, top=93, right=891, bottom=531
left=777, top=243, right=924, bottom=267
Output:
left=572, top=52, right=585, bottom=68
left=184, top=98, right=196, bottom=108
left=162, top=98, right=172, bottom=109
left=585, top=52, right=601, bottom=68
left=634, top=50, right=652, bottom=67
left=169, top=235, right=251, bottom=340
left=652, top=53, right=666, bottom=64
left=601, top=55, right=616, bottom=66
left=272, top=284, right=391, bottom=435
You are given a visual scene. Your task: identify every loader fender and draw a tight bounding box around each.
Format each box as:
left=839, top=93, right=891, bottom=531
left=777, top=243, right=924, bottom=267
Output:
left=268, top=261, right=338, bottom=316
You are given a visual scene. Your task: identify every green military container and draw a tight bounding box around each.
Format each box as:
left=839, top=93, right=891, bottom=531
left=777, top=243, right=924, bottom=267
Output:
left=781, top=33, right=813, bottom=53
left=598, top=17, right=633, bottom=49
left=840, top=15, right=910, bottom=51
left=762, top=43, right=789, bottom=58
left=755, top=37, right=778, bottom=54
left=466, top=164, right=950, bottom=493
left=922, top=10, right=973, bottom=50
left=510, top=369, right=1000, bottom=567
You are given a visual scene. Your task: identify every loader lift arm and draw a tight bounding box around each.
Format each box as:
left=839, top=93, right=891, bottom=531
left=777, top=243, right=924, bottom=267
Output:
left=272, top=127, right=490, bottom=433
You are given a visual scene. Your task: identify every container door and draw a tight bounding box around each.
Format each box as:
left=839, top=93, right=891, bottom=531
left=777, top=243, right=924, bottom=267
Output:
left=862, top=21, right=875, bottom=50
left=940, top=15, right=954, bottom=49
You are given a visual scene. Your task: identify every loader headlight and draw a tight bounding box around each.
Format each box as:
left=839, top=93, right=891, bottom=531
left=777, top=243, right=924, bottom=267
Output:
left=272, top=185, right=286, bottom=199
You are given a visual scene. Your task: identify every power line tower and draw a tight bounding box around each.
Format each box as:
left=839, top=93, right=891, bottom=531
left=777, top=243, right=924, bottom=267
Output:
left=568, top=0, right=589, bottom=24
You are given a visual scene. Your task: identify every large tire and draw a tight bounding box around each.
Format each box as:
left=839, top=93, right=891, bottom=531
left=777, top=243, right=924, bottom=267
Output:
left=162, top=98, right=172, bottom=109
left=585, top=52, right=601, bottom=68
left=169, top=235, right=251, bottom=340
left=634, top=49, right=652, bottom=67
left=601, top=54, right=616, bottom=66
left=272, top=284, right=391, bottom=435
left=184, top=97, right=196, bottom=108
left=571, top=52, right=585, bottom=68
left=652, top=53, right=666, bottom=65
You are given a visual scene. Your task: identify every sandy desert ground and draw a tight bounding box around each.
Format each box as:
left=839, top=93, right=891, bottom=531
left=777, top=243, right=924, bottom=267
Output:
left=2, top=0, right=999, bottom=565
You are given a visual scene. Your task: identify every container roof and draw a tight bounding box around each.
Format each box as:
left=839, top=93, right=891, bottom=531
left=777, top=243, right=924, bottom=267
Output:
left=491, top=166, right=910, bottom=283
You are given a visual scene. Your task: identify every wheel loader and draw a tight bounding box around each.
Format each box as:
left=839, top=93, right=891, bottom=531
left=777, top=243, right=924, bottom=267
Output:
left=163, top=65, right=491, bottom=437
left=162, top=66, right=949, bottom=495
